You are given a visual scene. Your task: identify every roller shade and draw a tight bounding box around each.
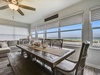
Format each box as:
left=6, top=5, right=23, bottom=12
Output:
left=0, top=25, right=29, bottom=40
left=46, top=21, right=59, bottom=29
left=91, top=7, right=100, bottom=21
left=37, top=25, right=46, bottom=31
left=15, top=27, right=28, bottom=35
left=60, top=13, right=83, bottom=27
left=0, top=25, right=14, bottom=40
left=0, top=25, right=14, bottom=34
left=32, top=26, right=36, bottom=32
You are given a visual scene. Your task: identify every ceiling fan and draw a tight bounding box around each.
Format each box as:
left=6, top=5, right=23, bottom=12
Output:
left=0, top=0, right=36, bottom=16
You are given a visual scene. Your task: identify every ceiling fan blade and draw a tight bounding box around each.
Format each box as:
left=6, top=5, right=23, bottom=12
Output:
left=17, top=9, right=24, bottom=16
left=0, top=5, right=8, bottom=10
left=2, top=0, right=7, bottom=2
left=19, top=4, right=36, bottom=11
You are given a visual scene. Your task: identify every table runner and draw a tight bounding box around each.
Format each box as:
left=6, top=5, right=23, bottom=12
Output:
left=27, top=45, right=69, bottom=56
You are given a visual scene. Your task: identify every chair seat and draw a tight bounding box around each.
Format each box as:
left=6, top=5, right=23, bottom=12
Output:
left=56, top=60, right=76, bottom=72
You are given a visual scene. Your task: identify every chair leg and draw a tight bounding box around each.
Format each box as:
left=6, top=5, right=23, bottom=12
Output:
left=7, top=63, right=11, bottom=67
left=54, top=69, right=56, bottom=75
left=75, top=69, right=78, bottom=75
left=52, top=68, right=56, bottom=75
left=81, top=69, right=84, bottom=75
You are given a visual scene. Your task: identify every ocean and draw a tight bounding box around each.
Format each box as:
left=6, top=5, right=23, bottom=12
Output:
left=48, top=37, right=100, bottom=40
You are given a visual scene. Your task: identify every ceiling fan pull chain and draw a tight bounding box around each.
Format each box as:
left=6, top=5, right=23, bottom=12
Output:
left=12, top=9, right=14, bottom=19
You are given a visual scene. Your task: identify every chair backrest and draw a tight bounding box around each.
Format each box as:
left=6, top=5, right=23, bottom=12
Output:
left=43, top=39, right=51, bottom=47
left=51, top=39, right=63, bottom=48
left=75, top=41, right=90, bottom=75
left=19, top=39, right=29, bottom=45
left=7, top=40, right=18, bottom=46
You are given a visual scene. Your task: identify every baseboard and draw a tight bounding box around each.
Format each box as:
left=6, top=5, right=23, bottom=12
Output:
left=86, top=63, right=100, bottom=69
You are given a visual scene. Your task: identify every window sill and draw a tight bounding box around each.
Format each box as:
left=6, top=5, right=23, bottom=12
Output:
left=89, top=47, right=100, bottom=51
left=63, top=43, right=100, bottom=51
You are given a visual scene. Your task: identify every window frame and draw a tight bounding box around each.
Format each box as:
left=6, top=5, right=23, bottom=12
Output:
left=91, top=20, right=100, bottom=47
left=60, top=24, right=82, bottom=45
left=37, top=30, right=45, bottom=39
left=46, top=28, right=59, bottom=39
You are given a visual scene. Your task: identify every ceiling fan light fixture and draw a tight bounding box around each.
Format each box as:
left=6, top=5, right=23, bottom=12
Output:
left=8, top=3, right=18, bottom=11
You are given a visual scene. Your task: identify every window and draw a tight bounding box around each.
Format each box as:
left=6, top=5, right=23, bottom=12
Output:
left=15, top=27, right=28, bottom=40
left=60, top=13, right=83, bottom=45
left=32, top=32, right=35, bottom=38
left=0, top=25, right=29, bottom=40
left=92, top=20, right=100, bottom=47
left=0, top=25, right=14, bottom=40
left=46, top=21, right=59, bottom=39
left=91, top=7, right=100, bottom=47
left=37, top=25, right=46, bottom=39
left=38, top=30, right=44, bottom=39
left=60, top=24, right=82, bottom=45
left=47, top=28, right=58, bottom=39
left=31, top=26, right=36, bottom=38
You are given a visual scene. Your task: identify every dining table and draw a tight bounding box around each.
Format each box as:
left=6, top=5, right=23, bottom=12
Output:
left=17, top=45, right=75, bottom=75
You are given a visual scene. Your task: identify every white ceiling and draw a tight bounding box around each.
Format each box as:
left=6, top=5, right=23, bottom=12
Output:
left=0, top=0, right=82, bottom=24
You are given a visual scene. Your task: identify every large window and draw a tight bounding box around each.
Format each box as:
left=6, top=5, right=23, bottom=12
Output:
left=60, top=24, right=82, bottom=45
left=0, top=25, right=14, bottom=40
left=38, top=30, right=44, bottom=39
left=32, top=32, right=35, bottom=38
left=14, top=27, right=28, bottom=40
left=31, top=26, right=36, bottom=38
left=91, top=7, right=100, bottom=47
left=92, top=20, right=100, bottom=47
left=46, top=21, right=59, bottom=39
left=60, top=13, right=83, bottom=45
left=0, top=25, right=14, bottom=34
left=0, top=25, right=29, bottom=40
left=37, top=25, right=46, bottom=39
left=47, top=28, right=58, bottom=39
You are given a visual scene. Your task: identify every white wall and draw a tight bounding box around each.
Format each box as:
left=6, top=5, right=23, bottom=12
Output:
left=31, top=0, right=100, bottom=69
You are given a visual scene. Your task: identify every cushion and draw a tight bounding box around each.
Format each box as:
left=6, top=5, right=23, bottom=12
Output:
left=0, top=42, right=8, bottom=48
left=0, top=47, right=10, bottom=54
left=10, top=46, right=20, bottom=50
left=56, top=60, right=76, bottom=71
left=8, top=41, right=17, bottom=46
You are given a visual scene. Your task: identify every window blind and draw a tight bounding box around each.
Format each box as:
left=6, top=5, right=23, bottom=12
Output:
left=91, top=7, right=100, bottom=21
left=0, top=25, right=29, bottom=40
left=46, top=21, right=59, bottom=29
left=15, top=27, right=28, bottom=35
left=60, top=13, right=83, bottom=27
left=15, top=35, right=27, bottom=40
left=0, top=25, right=14, bottom=40
left=37, top=25, right=46, bottom=31
left=0, top=25, right=14, bottom=34
left=14, top=27, right=28, bottom=40
left=31, top=26, right=36, bottom=32
left=0, top=35, right=14, bottom=40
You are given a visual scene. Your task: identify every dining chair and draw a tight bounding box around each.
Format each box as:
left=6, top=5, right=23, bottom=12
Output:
left=52, top=39, right=63, bottom=48
left=43, top=39, right=52, bottom=47
left=55, top=41, right=90, bottom=75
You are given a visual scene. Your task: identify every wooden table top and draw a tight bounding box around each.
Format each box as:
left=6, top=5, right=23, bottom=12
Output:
left=17, top=45, right=75, bottom=67
left=27, top=45, right=70, bottom=56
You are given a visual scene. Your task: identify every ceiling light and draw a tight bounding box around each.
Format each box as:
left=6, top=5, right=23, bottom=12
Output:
left=8, top=3, right=19, bottom=11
